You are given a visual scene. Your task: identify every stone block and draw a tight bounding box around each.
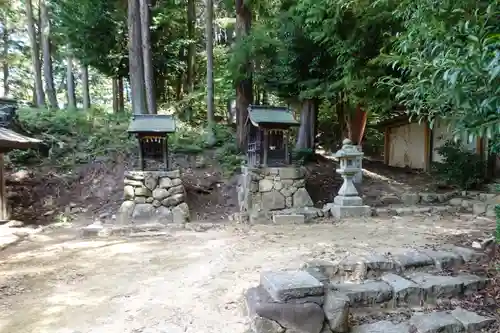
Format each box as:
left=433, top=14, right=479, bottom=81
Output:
left=118, top=200, right=135, bottom=217
left=407, top=273, right=464, bottom=299
left=279, top=167, right=304, bottom=180
left=165, top=170, right=180, bottom=178
left=134, top=186, right=151, bottom=197
left=441, top=245, right=486, bottom=263
left=351, top=321, right=411, bottom=333
left=251, top=316, right=285, bottom=333
left=162, top=193, right=184, bottom=207
left=334, top=196, right=363, bottom=206
left=387, top=249, right=434, bottom=270
left=259, top=179, right=274, bottom=192
left=332, top=280, right=393, bottom=306
left=419, top=249, right=464, bottom=270
left=361, top=253, right=397, bottom=278
left=256, top=302, right=324, bottom=333
left=454, top=274, right=489, bottom=294
left=124, top=178, right=143, bottom=186
left=260, top=270, right=324, bottom=302
left=144, top=173, right=158, bottom=190
left=167, top=185, right=185, bottom=196
left=401, top=193, right=420, bottom=205
left=449, top=198, right=464, bottom=206
left=409, top=312, right=464, bottom=333
left=380, top=194, right=401, bottom=205
left=159, top=177, right=173, bottom=188
left=273, top=214, right=305, bottom=224
left=132, top=203, right=155, bottom=219
left=323, top=291, right=349, bottom=332
left=293, top=188, right=314, bottom=208
left=472, top=203, right=487, bottom=215
left=172, top=203, right=190, bottom=223
left=485, top=205, right=496, bottom=217
left=302, top=260, right=338, bottom=282
left=171, top=178, right=182, bottom=187
left=330, top=205, right=371, bottom=218
left=134, top=196, right=146, bottom=204
left=261, top=191, right=286, bottom=211
left=124, top=185, right=135, bottom=199
left=381, top=273, right=423, bottom=304
left=420, top=192, right=439, bottom=203
left=152, top=188, right=169, bottom=201
left=450, top=307, right=495, bottom=332
left=156, top=206, right=173, bottom=223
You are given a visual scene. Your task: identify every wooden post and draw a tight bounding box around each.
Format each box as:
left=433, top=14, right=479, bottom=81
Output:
left=163, top=136, right=169, bottom=170
left=0, top=153, right=7, bottom=221
left=263, top=128, right=268, bottom=166
left=284, top=130, right=289, bottom=164
left=138, top=137, right=145, bottom=170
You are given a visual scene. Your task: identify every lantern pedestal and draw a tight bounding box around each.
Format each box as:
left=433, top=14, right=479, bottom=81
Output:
left=329, top=139, right=371, bottom=219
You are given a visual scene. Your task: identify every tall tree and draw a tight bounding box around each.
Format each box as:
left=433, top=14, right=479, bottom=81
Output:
left=1, top=13, right=9, bottom=96
left=81, top=63, right=90, bottom=109
left=25, top=0, right=44, bottom=106
left=235, top=0, right=253, bottom=150
left=66, top=55, right=76, bottom=108
left=139, top=0, right=156, bottom=114
left=205, top=0, right=215, bottom=144
left=127, top=0, right=146, bottom=114
left=186, top=0, right=195, bottom=93
left=40, top=0, right=58, bottom=108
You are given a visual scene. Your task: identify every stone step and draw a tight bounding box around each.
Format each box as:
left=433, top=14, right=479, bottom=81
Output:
left=352, top=308, right=495, bottom=333
left=302, top=246, right=485, bottom=282
left=373, top=205, right=457, bottom=217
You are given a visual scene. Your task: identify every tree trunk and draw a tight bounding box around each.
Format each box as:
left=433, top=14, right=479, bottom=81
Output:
left=40, top=0, right=58, bottom=109
left=26, top=0, right=44, bottom=107
left=205, top=0, right=215, bottom=145
left=81, top=64, right=90, bottom=110
left=139, top=0, right=156, bottom=114
left=235, top=0, right=253, bottom=151
left=112, top=78, right=118, bottom=113
left=296, top=99, right=316, bottom=150
left=118, top=77, right=124, bottom=111
left=2, top=21, right=9, bottom=96
left=186, top=0, right=195, bottom=93
left=128, top=0, right=146, bottom=114
left=66, top=56, right=76, bottom=109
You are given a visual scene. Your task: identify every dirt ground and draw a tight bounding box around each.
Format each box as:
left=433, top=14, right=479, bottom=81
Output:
left=0, top=213, right=495, bottom=333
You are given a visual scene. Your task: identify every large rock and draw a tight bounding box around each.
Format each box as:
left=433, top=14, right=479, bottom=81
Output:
left=256, top=302, right=324, bottom=333
left=159, top=177, right=173, bottom=189
left=132, top=203, right=155, bottom=219
left=293, top=188, right=314, bottom=208
left=259, top=179, right=274, bottom=192
left=171, top=178, right=182, bottom=187
left=450, top=307, right=495, bottom=332
left=172, top=202, right=190, bottom=223
left=409, top=312, right=464, bottom=333
left=261, top=191, right=286, bottom=211
left=144, top=173, right=158, bottom=190
left=279, top=167, right=304, bottom=180
left=124, top=178, right=143, bottom=186
left=401, top=193, right=420, bottom=205
left=323, top=291, right=349, bottom=332
left=152, top=188, right=169, bottom=201
left=156, top=206, right=173, bottom=223
left=351, top=321, right=410, bottom=333
left=251, top=316, right=285, bottom=333
left=134, top=186, right=152, bottom=197
left=165, top=170, right=180, bottom=178
left=118, top=200, right=135, bottom=217
left=162, top=193, right=184, bottom=207
left=167, top=185, right=185, bottom=197
left=124, top=185, right=135, bottom=200
left=260, top=270, right=324, bottom=302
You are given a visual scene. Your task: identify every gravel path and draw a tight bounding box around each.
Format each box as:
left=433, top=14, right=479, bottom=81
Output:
left=0, top=214, right=494, bottom=333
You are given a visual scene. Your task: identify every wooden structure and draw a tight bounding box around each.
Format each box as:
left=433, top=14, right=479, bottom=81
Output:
left=377, top=115, right=488, bottom=172
left=0, top=127, right=41, bottom=221
left=127, top=114, right=176, bottom=171
left=246, top=105, right=299, bottom=167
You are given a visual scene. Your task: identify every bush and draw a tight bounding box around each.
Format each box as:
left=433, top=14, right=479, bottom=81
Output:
left=431, top=140, right=486, bottom=190
left=292, top=148, right=315, bottom=165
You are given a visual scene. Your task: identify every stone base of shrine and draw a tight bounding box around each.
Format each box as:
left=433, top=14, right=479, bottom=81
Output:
left=237, top=165, right=317, bottom=223
left=117, top=170, right=190, bottom=224
left=329, top=203, right=371, bottom=218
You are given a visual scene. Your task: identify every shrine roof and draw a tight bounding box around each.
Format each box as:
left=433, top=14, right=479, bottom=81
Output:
left=248, top=105, right=299, bottom=127
left=0, top=127, right=41, bottom=151
left=127, top=114, right=176, bottom=133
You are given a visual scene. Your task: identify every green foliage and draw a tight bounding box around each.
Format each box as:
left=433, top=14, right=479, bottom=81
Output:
left=292, top=148, right=315, bottom=165
left=378, top=0, right=500, bottom=142
left=431, top=140, right=486, bottom=190
left=214, top=141, right=242, bottom=175
left=8, top=107, right=134, bottom=169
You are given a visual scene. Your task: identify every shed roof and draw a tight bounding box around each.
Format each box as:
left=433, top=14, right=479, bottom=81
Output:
left=0, top=127, right=41, bottom=151
left=248, top=105, right=299, bottom=127
left=127, top=114, right=176, bottom=133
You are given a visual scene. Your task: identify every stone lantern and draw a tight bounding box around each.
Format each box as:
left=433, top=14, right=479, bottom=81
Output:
left=330, top=139, right=371, bottom=218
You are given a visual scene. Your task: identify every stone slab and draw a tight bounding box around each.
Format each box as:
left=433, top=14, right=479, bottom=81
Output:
left=330, top=205, right=371, bottom=218
left=409, top=312, right=465, bottom=333
left=302, top=260, right=339, bottom=282
left=255, top=302, right=325, bottom=333
left=332, top=280, right=393, bottom=306
left=381, top=273, right=423, bottom=304
left=407, top=273, right=464, bottom=299
left=454, top=274, right=489, bottom=294
left=450, top=307, right=496, bottom=332
left=260, top=271, right=324, bottom=302
left=441, top=245, right=486, bottom=263
left=272, top=214, right=305, bottom=224
left=323, top=290, right=350, bottom=332
left=386, top=249, right=434, bottom=270
left=351, top=321, right=411, bottom=333
left=419, top=249, right=464, bottom=270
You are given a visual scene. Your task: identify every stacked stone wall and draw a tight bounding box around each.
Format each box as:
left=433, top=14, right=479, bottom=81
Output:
left=118, top=170, right=190, bottom=224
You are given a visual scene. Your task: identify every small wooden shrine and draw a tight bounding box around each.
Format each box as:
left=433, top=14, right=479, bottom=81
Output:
left=246, top=105, right=299, bottom=167
left=127, top=114, right=176, bottom=171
